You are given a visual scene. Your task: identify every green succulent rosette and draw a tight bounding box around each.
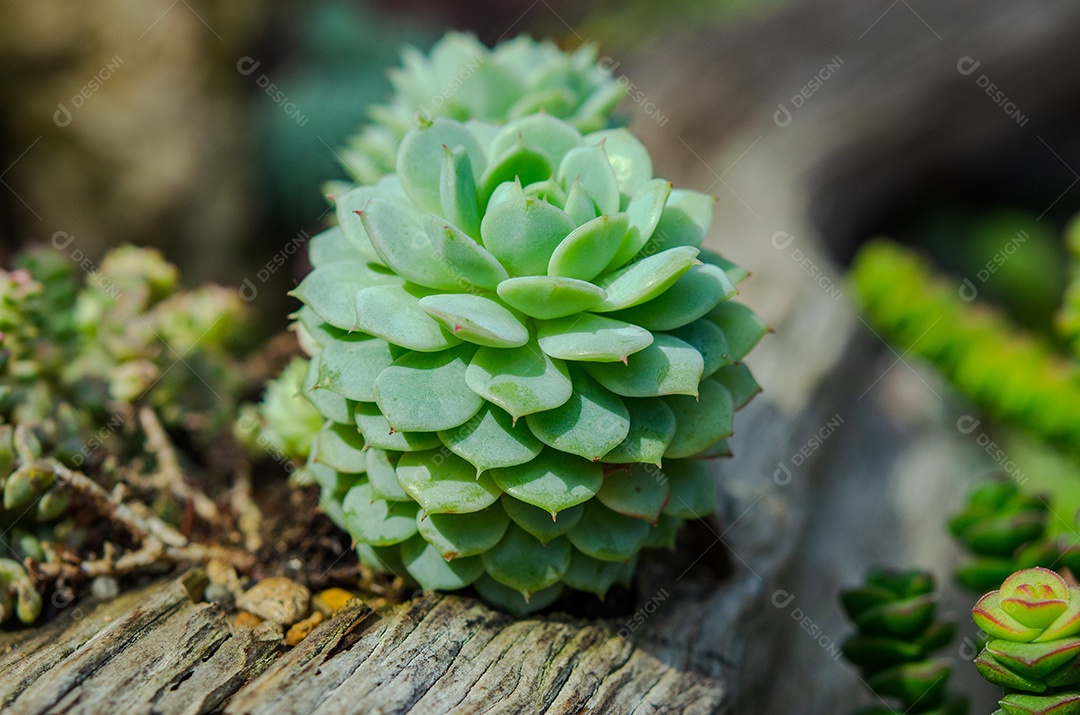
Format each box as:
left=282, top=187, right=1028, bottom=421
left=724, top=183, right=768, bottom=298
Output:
left=973, top=568, right=1080, bottom=715
left=840, top=569, right=968, bottom=715
left=949, top=482, right=1058, bottom=593
left=338, top=32, right=624, bottom=185
left=290, top=110, right=764, bottom=613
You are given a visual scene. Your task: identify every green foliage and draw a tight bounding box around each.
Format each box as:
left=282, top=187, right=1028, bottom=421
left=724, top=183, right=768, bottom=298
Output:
left=270, top=35, right=765, bottom=614
left=948, top=481, right=1059, bottom=593
left=336, top=32, right=624, bottom=186
left=840, top=569, right=968, bottom=715
left=852, top=238, right=1080, bottom=454
left=972, top=568, right=1080, bottom=714
left=0, top=246, right=249, bottom=625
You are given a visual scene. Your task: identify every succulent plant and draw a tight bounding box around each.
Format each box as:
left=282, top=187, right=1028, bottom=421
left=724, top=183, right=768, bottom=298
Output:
left=0, top=246, right=250, bottom=625
left=972, top=567, right=1080, bottom=715
left=288, top=104, right=764, bottom=613
left=239, top=357, right=324, bottom=468
left=337, top=32, right=623, bottom=186
left=840, top=569, right=968, bottom=715
left=852, top=238, right=1080, bottom=455
left=949, top=481, right=1059, bottom=593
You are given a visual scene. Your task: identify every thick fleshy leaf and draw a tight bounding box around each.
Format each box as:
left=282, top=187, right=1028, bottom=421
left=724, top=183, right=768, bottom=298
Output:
left=711, top=363, right=761, bottom=409
left=857, top=594, right=936, bottom=638
left=975, top=649, right=1046, bottom=692
left=480, top=195, right=575, bottom=276
left=585, top=333, right=704, bottom=397
left=548, top=213, right=630, bottom=281
left=592, top=246, right=700, bottom=312
left=522, top=177, right=566, bottom=206
left=480, top=144, right=553, bottom=204
left=354, top=284, right=461, bottom=352
left=398, top=117, right=487, bottom=214
left=416, top=504, right=510, bottom=559
left=438, top=403, right=542, bottom=474
left=605, top=179, right=672, bottom=271
left=999, top=693, right=1080, bottom=715
left=567, top=500, right=650, bottom=562
left=608, top=264, right=735, bottom=331
left=526, top=368, right=630, bottom=460
left=639, top=189, right=716, bottom=255
left=557, top=145, right=619, bottom=215
left=486, top=177, right=526, bottom=209
left=490, top=449, right=603, bottom=516
left=699, top=249, right=750, bottom=286
left=490, top=114, right=583, bottom=167
left=374, top=344, right=482, bottom=432
left=422, top=216, right=508, bottom=291
left=563, top=178, right=598, bottom=226
left=500, top=494, right=584, bottom=544
left=482, top=525, right=571, bottom=597
left=401, top=536, right=484, bottom=590
left=317, top=334, right=395, bottom=402
left=361, top=198, right=463, bottom=290
left=973, top=592, right=1043, bottom=643
left=342, top=482, right=419, bottom=546
left=563, top=550, right=632, bottom=598
left=668, top=318, right=730, bottom=378
left=395, top=449, right=501, bottom=514
left=473, top=574, right=563, bottom=615
left=604, top=397, right=677, bottom=465
left=597, top=463, right=670, bottom=524
left=333, top=187, right=381, bottom=261
left=865, top=660, right=949, bottom=705
left=354, top=402, right=441, bottom=452
left=585, top=129, right=652, bottom=194
left=1039, top=589, right=1080, bottom=642
left=1001, top=568, right=1072, bottom=629
left=419, top=293, right=529, bottom=348
left=439, top=146, right=481, bottom=239
left=292, top=306, right=348, bottom=353
left=643, top=513, right=682, bottom=549
left=311, top=421, right=366, bottom=474
left=356, top=543, right=405, bottom=577
left=496, top=276, right=606, bottom=319
left=536, top=314, right=653, bottom=363
left=366, top=449, right=409, bottom=501
left=303, top=355, right=355, bottom=424
left=707, top=302, right=769, bottom=362
left=661, top=459, right=716, bottom=518
left=308, top=226, right=363, bottom=267
left=664, top=379, right=735, bottom=458
left=291, top=262, right=398, bottom=330
left=987, top=638, right=1080, bottom=679
left=466, top=344, right=573, bottom=419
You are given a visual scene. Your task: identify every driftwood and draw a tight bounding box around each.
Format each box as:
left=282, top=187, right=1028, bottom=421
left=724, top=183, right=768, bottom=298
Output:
left=6, top=1, right=1080, bottom=713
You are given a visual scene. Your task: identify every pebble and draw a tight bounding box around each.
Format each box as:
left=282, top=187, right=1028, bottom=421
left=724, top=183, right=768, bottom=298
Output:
left=235, top=577, right=311, bottom=625
left=204, top=582, right=235, bottom=610
left=285, top=611, right=324, bottom=646
left=91, top=576, right=120, bottom=600
left=312, top=588, right=358, bottom=617
left=233, top=611, right=263, bottom=629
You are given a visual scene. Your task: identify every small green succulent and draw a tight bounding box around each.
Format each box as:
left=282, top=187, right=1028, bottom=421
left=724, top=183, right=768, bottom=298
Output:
left=972, top=567, right=1080, bottom=715
left=288, top=103, right=764, bottom=612
left=840, top=569, right=968, bottom=715
left=338, top=32, right=623, bottom=185
left=0, top=246, right=250, bottom=625
left=949, top=482, right=1059, bottom=593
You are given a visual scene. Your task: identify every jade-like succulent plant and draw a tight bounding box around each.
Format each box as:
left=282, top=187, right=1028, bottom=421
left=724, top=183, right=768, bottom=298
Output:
left=949, top=481, right=1058, bottom=593
left=338, top=32, right=623, bottom=185
left=840, top=569, right=968, bottom=715
left=289, top=107, right=764, bottom=613
left=972, top=567, right=1080, bottom=715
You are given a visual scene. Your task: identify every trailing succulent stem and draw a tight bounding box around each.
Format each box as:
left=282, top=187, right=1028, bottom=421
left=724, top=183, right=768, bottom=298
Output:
left=972, top=567, right=1080, bottom=715
left=840, top=569, right=968, bottom=715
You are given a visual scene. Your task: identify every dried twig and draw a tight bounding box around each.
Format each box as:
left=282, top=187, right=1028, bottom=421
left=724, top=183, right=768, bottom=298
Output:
left=230, top=465, right=263, bottom=552
left=137, top=407, right=219, bottom=521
